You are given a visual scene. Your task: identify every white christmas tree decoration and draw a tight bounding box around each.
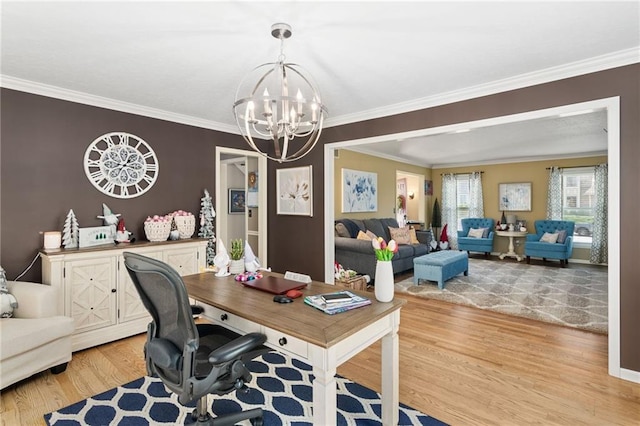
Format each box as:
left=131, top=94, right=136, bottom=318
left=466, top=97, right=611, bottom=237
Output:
left=62, top=209, right=80, bottom=248
left=198, top=189, right=216, bottom=266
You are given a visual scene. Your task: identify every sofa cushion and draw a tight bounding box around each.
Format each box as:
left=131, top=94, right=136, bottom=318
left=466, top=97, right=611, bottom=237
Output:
left=409, top=228, right=420, bottom=244
left=389, top=226, right=411, bottom=245
left=363, top=219, right=388, bottom=241
left=556, top=229, right=567, bottom=244
left=540, top=232, right=559, bottom=243
left=356, top=230, right=372, bottom=241
left=0, top=316, right=75, bottom=360
left=335, top=223, right=351, bottom=238
left=467, top=228, right=485, bottom=238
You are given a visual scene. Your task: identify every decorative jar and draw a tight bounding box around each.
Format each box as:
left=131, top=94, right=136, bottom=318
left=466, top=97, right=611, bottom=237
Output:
left=173, top=215, right=196, bottom=239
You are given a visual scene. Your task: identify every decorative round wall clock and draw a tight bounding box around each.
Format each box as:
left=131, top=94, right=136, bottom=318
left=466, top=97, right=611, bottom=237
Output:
left=84, top=132, right=159, bottom=199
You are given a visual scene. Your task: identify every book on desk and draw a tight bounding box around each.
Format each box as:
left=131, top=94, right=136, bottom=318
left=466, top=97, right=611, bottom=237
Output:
left=304, top=290, right=371, bottom=315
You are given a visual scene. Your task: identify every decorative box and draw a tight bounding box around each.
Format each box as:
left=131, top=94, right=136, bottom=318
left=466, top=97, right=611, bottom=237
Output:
left=336, top=275, right=369, bottom=292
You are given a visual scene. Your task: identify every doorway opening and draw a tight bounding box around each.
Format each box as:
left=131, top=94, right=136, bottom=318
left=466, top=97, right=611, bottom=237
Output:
left=323, top=96, right=622, bottom=379
left=215, top=147, right=268, bottom=266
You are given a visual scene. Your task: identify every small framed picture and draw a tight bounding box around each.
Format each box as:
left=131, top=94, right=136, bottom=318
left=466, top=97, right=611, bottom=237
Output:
left=228, top=189, right=246, bottom=214
left=276, top=166, right=313, bottom=216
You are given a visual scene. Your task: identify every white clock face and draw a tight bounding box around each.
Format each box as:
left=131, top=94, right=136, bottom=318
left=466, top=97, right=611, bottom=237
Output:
left=84, top=132, right=159, bottom=199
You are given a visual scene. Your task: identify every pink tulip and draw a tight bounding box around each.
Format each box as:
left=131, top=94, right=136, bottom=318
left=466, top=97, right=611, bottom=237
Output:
left=379, top=238, right=387, bottom=249
left=388, top=239, right=398, bottom=253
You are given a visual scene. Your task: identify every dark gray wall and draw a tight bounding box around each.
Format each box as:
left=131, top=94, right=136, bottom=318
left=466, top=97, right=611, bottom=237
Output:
left=2, top=63, right=638, bottom=371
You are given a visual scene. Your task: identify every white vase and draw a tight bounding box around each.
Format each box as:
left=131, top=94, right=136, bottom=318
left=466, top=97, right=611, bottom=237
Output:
left=229, top=259, right=244, bottom=274
left=374, top=260, right=394, bottom=303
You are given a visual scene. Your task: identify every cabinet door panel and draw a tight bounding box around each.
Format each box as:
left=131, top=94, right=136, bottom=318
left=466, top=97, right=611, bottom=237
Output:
left=164, top=247, right=199, bottom=276
left=65, top=257, right=117, bottom=333
left=118, top=250, right=163, bottom=323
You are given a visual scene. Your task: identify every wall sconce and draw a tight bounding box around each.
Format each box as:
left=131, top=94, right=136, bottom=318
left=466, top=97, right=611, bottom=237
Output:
left=408, top=191, right=415, bottom=200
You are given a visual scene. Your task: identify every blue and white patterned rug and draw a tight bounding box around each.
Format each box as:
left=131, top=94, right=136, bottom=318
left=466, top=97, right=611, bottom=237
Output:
left=45, top=351, right=445, bottom=425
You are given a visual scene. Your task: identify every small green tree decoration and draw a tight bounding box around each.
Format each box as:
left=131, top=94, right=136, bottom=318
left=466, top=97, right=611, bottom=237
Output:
left=198, top=189, right=216, bottom=266
left=229, top=239, right=244, bottom=261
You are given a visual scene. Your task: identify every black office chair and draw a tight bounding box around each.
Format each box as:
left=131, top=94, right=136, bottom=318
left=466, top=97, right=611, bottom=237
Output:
left=123, top=252, right=267, bottom=426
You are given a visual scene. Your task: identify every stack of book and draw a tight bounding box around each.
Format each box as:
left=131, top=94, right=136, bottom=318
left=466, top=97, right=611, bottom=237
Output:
left=304, top=290, right=371, bottom=315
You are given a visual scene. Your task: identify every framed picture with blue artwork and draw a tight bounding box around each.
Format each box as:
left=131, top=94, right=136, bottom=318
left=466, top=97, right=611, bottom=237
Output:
left=228, top=189, right=246, bottom=214
left=341, top=168, right=378, bottom=213
left=499, top=182, right=532, bottom=211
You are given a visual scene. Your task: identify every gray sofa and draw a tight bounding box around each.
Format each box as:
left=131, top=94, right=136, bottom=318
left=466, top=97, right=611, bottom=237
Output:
left=335, top=218, right=432, bottom=281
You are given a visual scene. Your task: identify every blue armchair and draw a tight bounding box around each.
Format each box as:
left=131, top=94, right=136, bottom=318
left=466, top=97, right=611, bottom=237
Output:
left=525, top=220, right=575, bottom=267
left=457, top=218, right=495, bottom=257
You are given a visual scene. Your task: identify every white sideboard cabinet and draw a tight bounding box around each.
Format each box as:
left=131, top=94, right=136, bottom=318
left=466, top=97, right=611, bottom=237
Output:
left=41, top=239, right=207, bottom=352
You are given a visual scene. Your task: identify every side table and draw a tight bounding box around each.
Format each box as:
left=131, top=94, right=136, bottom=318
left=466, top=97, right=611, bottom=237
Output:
left=495, top=230, right=528, bottom=261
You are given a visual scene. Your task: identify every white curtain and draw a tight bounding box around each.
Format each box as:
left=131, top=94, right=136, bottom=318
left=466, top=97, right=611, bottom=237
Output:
left=441, top=173, right=458, bottom=249
left=590, top=164, right=608, bottom=264
left=546, top=166, right=562, bottom=219
left=469, top=171, right=484, bottom=218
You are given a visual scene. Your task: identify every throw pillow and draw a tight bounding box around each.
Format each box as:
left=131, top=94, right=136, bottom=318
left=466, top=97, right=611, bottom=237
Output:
left=482, top=227, right=490, bottom=238
left=467, top=227, right=485, bottom=238
left=356, top=230, right=372, bottom=241
left=335, top=223, right=351, bottom=238
left=540, top=232, right=559, bottom=243
left=388, top=226, right=412, bottom=245
left=409, top=228, right=420, bottom=244
left=366, top=230, right=378, bottom=240
left=556, top=229, right=567, bottom=244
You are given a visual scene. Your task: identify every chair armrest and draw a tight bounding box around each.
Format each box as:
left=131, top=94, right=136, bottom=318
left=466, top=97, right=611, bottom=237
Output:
left=457, top=230, right=465, bottom=238
left=208, top=332, right=267, bottom=365
left=415, top=230, right=432, bottom=245
left=487, top=231, right=495, bottom=239
left=525, top=234, right=539, bottom=242
left=7, top=281, right=59, bottom=318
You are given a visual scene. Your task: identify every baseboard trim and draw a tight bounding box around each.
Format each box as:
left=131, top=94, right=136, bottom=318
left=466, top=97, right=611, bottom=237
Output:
left=620, top=368, right=640, bottom=384
left=485, top=251, right=605, bottom=266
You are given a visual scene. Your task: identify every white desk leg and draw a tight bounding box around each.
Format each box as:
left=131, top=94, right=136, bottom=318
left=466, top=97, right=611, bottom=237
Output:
left=310, top=346, right=337, bottom=425
left=381, top=311, right=400, bottom=425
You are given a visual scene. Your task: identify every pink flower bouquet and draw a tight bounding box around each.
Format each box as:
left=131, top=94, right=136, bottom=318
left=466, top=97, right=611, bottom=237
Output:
left=372, top=237, right=398, bottom=261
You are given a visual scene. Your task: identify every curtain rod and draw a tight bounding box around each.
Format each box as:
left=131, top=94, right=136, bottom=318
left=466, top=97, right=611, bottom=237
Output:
left=545, top=164, right=603, bottom=170
left=440, top=171, right=484, bottom=176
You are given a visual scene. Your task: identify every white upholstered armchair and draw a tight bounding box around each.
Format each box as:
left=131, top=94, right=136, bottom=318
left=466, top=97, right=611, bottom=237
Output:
left=0, top=281, right=75, bottom=389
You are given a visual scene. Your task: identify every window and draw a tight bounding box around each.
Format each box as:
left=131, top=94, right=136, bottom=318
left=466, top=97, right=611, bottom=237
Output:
left=561, top=167, right=596, bottom=243
left=456, top=174, right=470, bottom=229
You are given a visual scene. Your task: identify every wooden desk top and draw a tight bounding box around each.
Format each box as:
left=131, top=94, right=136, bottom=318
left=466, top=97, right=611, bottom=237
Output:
left=182, top=271, right=406, bottom=349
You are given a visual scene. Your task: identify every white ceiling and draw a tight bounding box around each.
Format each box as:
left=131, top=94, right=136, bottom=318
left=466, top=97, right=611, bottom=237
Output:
left=1, top=1, right=638, bottom=166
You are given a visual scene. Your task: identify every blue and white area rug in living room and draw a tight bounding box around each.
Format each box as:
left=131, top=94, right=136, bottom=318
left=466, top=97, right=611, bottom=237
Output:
left=45, top=351, right=446, bottom=426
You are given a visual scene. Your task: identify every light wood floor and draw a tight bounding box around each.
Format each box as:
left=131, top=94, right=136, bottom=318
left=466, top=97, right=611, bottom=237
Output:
left=2, top=295, right=639, bottom=425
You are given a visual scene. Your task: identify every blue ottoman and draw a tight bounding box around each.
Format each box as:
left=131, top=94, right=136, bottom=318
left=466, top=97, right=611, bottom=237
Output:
left=413, top=251, right=469, bottom=289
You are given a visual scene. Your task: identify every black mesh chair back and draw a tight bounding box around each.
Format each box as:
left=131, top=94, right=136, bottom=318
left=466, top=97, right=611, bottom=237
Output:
left=123, top=252, right=266, bottom=426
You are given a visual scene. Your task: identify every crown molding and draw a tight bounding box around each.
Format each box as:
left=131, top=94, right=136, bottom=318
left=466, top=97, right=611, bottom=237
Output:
left=0, top=75, right=239, bottom=134
left=2, top=47, right=637, bottom=132
left=347, top=144, right=608, bottom=170
left=324, top=47, right=640, bottom=128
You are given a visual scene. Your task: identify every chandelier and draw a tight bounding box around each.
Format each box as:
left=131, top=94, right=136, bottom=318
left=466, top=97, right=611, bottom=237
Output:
left=233, top=23, right=327, bottom=163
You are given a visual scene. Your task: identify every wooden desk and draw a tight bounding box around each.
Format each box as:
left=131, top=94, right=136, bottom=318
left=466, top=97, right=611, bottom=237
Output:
left=182, top=272, right=406, bottom=425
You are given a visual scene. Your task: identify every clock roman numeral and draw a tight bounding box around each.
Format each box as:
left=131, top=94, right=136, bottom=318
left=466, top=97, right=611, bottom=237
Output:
left=146, top=163, right=158, bottom=172
left=89, top=170, right=105, bottom=182
left=118, top=134, right=129, bottom=145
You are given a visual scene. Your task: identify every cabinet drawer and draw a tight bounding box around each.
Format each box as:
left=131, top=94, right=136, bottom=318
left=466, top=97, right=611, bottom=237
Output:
left=200, top=304, right=260, bottom=335
left=263, top=326, right=308, bottom=360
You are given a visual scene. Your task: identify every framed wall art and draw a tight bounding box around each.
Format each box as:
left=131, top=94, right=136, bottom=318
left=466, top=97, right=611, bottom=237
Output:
left=276, top=166, right=313, bottom=216
left=341, top=168, right=377, bottom=213
left=499, top=182, right=532, bottom=211
left=228, top=189, right=246, bottom=214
